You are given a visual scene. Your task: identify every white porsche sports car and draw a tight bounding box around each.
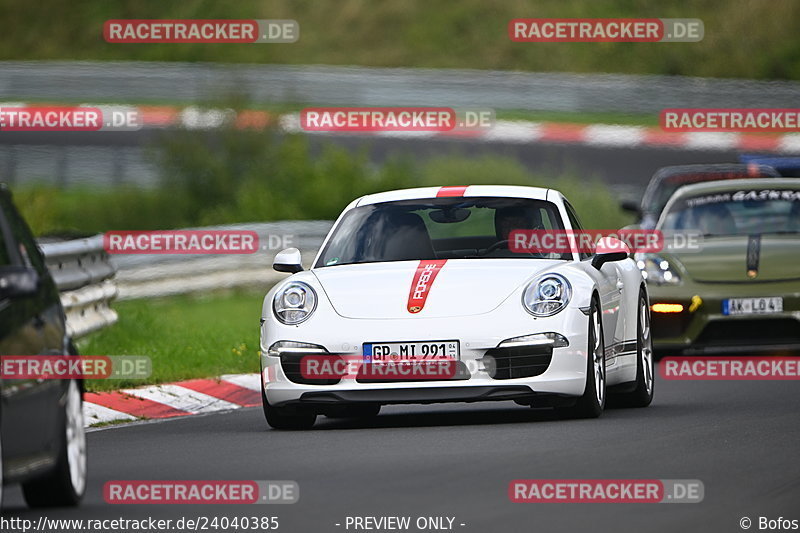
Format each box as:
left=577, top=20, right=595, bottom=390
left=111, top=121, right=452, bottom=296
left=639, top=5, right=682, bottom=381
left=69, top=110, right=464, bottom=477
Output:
left=260, top=185, right=654, bottom=429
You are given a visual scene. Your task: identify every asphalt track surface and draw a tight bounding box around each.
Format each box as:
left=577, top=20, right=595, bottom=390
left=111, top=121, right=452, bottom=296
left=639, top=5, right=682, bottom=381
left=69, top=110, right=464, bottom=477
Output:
left=4, top=368, right=800, bottom=533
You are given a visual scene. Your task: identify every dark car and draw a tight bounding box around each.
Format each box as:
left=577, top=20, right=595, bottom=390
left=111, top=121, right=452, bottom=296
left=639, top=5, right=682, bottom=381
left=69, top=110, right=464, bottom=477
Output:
left=621, top=164, right=781, bottom=229
left=738, top=155, right=800, bottom=177
left=0, top=184, right=86, bottom=509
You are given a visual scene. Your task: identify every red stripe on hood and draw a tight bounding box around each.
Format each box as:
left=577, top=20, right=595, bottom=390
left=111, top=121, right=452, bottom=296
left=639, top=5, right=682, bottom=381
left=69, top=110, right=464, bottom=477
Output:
left=436, top=186, right=468, bottom=197
left=407, top=260, right=447, bottom=313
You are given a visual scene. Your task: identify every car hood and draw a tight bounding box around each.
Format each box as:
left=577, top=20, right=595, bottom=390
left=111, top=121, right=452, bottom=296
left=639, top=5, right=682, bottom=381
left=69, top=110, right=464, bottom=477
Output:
left=312, top=259, right=563, bottom=319
left=671, top=235, right=800, bottom=282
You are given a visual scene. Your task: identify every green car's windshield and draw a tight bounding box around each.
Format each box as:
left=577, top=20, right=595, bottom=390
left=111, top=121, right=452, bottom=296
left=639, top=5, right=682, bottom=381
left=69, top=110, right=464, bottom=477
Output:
left=641, top=165, right=779, bottom=216
left=315, top=197, right=570, bottom=267
left=661, top=188, right=800, bottom=237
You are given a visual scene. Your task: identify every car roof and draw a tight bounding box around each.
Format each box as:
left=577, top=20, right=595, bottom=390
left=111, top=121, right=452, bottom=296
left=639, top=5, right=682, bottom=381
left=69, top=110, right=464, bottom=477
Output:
left=354, top=185, right=552, bottom=207
left=739, top=155, right=800, bottom=176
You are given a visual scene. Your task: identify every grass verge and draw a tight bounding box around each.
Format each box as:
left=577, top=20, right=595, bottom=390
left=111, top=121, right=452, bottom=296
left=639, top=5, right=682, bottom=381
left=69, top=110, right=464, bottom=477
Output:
left=80, top=290, right=263, bottom=392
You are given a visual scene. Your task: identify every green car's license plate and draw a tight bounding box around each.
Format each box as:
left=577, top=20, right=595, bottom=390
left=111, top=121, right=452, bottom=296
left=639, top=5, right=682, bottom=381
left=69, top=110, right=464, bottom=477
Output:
left=722, top=297, right=783, bottom=316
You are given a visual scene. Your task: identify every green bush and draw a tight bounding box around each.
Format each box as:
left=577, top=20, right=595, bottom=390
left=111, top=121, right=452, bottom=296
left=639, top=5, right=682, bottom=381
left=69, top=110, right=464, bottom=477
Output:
left=13, top=125, right=631, bottom=235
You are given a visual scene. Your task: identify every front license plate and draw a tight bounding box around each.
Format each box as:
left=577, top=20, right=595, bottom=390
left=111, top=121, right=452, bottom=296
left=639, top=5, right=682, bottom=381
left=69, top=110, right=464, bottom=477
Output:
left=363, top=341, right=459, bottom=363
left=722, top=297, right=783, bottom=316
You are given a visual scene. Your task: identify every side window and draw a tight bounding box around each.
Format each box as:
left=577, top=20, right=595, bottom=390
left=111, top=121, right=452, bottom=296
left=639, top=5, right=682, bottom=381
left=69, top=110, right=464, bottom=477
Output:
left=563, top=201, right=592, bottom=260
left=0, top=195, right=47, bottom=275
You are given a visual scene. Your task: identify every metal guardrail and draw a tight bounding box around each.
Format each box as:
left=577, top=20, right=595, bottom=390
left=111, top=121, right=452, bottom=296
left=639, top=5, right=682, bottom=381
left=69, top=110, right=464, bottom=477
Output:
left=111, top=221, right=333, bottom=300
left=35, top=221, right=332, bottom=336
left=39, top=235, right=118, bottom=339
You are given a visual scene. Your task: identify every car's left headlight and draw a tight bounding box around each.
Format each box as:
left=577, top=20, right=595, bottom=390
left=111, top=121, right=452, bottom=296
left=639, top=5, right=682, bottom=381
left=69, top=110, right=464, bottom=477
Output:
left=522, top=273, right=572, bottom=317
left=273, top=282, right=318, bottom=325
left=636, top=254, right=681, bottom=285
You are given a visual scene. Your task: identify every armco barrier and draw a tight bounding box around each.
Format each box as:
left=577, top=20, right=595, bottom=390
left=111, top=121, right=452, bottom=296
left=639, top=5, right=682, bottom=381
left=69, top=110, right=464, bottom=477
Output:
left=37, top=221, right=334, bottom=336
left=39, top=234, right=118, bottom=339
left=110, top=221, right=333, bottom=300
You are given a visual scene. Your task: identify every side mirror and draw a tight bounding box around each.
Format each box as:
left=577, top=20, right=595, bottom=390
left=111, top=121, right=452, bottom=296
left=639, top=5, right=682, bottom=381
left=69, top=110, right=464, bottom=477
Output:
left=0, top=267, right=40, bottom=299
left=591, top=237, right=631, bottom=270
left=620, top=200, right=642, bottom=216
left=273, top=248, right=303, bottom=273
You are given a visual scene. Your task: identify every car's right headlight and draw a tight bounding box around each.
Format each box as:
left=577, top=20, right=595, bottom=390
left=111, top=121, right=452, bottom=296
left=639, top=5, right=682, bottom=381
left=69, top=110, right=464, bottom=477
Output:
left=522, top=273, right=572, bottom=317
left=273, top=282, right=318, bottom=324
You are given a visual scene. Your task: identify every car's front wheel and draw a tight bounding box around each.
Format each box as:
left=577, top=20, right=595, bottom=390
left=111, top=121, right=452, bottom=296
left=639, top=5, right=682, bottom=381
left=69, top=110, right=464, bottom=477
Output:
left=22, top=379, right=87, bottom=507
left=261, top=382, right=316, bottom=430
left=557, top=297, right=606, bottom=419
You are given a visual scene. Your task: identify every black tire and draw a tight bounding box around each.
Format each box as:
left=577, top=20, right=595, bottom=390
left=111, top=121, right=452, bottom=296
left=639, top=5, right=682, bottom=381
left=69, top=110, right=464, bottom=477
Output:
left=22, top=380, right=86, bottom=507
left=1, top=418, right=5, bottom=511
left=325, top=404, right=381, bottom=419
left=261, top=383, right=316, bottom=430
left=615, top=289, right=655, bottom=408
left=557, top=296, right=606, bottom=419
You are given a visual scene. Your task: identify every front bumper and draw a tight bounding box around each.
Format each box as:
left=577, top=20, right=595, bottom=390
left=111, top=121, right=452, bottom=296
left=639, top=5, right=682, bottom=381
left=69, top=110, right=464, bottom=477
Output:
left=648, top=282, right=800, bottom=355
left=261, top=307, right=592, bottom=407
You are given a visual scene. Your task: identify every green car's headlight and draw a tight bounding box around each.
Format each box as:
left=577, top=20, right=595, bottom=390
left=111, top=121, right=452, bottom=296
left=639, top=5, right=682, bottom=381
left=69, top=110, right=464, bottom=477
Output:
left=636, top=255, right=681, bottom=285
left=523, top=274, right=572, bottom=317
left=273, top=282, right=317, bottom=324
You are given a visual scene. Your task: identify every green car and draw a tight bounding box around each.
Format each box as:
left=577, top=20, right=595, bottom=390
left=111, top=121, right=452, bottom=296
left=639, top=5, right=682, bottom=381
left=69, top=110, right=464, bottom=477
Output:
left=637, top=178, right=800, bottom=355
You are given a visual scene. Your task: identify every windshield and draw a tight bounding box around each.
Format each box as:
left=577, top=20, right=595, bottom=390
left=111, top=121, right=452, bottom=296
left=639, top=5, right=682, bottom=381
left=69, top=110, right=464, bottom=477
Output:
left=642, top=165, right=778, bottom=214
left=315, top=196, right=570, bottom=267
left=660, top=188, right=800, bottom=236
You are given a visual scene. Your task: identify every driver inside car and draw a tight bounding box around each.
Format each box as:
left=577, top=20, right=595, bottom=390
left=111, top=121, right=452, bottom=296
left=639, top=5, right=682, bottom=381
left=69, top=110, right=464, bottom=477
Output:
left=490, top=206, right=545, bottom=257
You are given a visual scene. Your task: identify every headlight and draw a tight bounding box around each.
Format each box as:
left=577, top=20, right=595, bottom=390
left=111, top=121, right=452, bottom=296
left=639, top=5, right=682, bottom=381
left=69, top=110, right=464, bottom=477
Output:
left=273, top=282, right=317, bottom=324
left=522, top=274, right=572, bottom=317
left=636, top=254, right=681, bottom=285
